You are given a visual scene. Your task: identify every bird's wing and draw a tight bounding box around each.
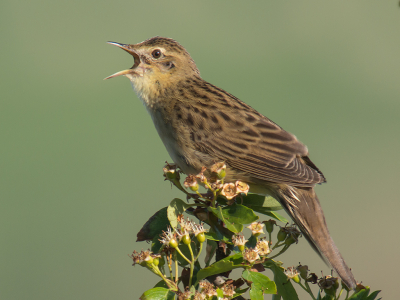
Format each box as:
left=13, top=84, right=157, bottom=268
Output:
left=183, top=82, right=326, bottom=187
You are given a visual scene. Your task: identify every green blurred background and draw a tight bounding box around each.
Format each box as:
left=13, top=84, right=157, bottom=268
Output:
left=2, top=1, right=399, bottom=299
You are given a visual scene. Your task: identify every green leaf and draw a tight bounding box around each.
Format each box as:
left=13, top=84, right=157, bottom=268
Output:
left=151, top=235, right=163, bottom=253
left=140, top=287, right=175, bottom=300
left=249, top=285, right=264, bottom=300
left=205, top=226, right=233, bottom=244
left=254, top=210, right=288, bottom=223
left=321, top=295, right=334, bottom=300
left=241, top=194, right=282, bottom=211
left=366, top=290, right=381, bottom=300
left=137, top=207, right=170, bottom=242
left=348, top=288, right=381, bottom=300
left=208, top=204, right=258, bottom=233
left=316, top=290, right=322, bottom=300
left=196, top=253, right=244, bottom=284
left=153, top=280, right=169, bottom=289
left=236, top=194, right=288, bottom=222
left=348, top=289, right=368, bottom=300
left=216, top=288, right=224, bottom=299
left=167, top=198, right=190, bottom=228
left=233, top=287, right=249, bottom=298
left=242, top=269, right=277, bottom=295
left=264, top=260, right=299, bottom=300
left=246, top=235, right=258, bottom=248
left=272, top=294, right=282, bottom=300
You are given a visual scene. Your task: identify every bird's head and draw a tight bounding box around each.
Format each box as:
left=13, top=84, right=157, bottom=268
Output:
left=105, top=37, right=199, bottom=99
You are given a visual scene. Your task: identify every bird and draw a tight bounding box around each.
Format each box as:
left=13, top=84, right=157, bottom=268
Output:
left=105, top=36, right=357, bottom=289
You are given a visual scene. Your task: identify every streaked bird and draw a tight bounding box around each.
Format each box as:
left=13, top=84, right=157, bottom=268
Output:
left=105, top=36, right=357, bottom=289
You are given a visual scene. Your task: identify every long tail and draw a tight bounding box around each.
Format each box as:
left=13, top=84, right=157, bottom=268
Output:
left=277, top=186, right=356, bottom=289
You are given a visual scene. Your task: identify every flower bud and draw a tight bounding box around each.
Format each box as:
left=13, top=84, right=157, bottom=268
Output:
left=297, top=265, right=309, bottom=280
left=183, top=175, right=199, bottom=192
left=163, top=163, right=179, bottom=180
left=285, top=235, right=297, bottom=246
left=158, top=256, right=165, bottom=267
left=144, top=252, right=154, bottom=265
left=196, top=232, right=206, bottom=243
left=355, top=283, right=367, bottom=293
left=211, top=162, right=227, bottom=179
left=292, top=275, right=300, bottom=283
left=263, top=219, right=276, bottom=234
left=169, top=238, right=179, bottom=249
left=318, top=275, right=339, bottom=296
left=181, top=234, right=191, bottom=245
left=152, top=257, right=159, bottom=266
left=277, top=228, right=287, bottom=242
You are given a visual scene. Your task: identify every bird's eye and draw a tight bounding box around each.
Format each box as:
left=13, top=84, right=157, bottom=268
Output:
left=152, top=49, right=162, bottom=59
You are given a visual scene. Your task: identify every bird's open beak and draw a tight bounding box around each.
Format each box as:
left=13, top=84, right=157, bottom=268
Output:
left=104, top=42, right=141, bottom=80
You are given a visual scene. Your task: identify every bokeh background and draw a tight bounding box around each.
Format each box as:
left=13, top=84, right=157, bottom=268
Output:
left=2, top=1, right=399, bottom=299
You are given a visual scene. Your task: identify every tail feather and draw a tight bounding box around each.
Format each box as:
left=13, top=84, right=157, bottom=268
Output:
left=278, top=186, right=356, bottom=290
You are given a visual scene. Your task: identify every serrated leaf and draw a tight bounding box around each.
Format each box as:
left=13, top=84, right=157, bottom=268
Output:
left=264, top=260, right=299, bottom=300
left=348, top=288, right=370, bottom=300
left=242, top=269, right=277, bottom=295
left=137, top=207, right=170, bottom=242
left=366, top=290, right=381, bottom=300
left=167, top=198, right=190, bottom=228
left=208, top=204, right=258, bottom=233
left=196, top=253, right=244, bottom=284
left=140, top=287, right=175, bottom=300
left=347, top=288, right=381, bottom=300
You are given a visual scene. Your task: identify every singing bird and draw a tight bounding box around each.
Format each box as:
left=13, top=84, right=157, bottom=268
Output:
left=105, top=36, right=356, bottom=289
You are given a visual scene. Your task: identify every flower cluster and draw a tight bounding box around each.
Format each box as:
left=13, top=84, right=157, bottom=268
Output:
left=220, top=181, right=250, bottom=200
left=232, top=232, right=271, bottom=264
left=159, top=218, right=207, bottom=248
left=179, top=162, right=250, bottom=202
left=194, top=281, right=236, bottom=300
